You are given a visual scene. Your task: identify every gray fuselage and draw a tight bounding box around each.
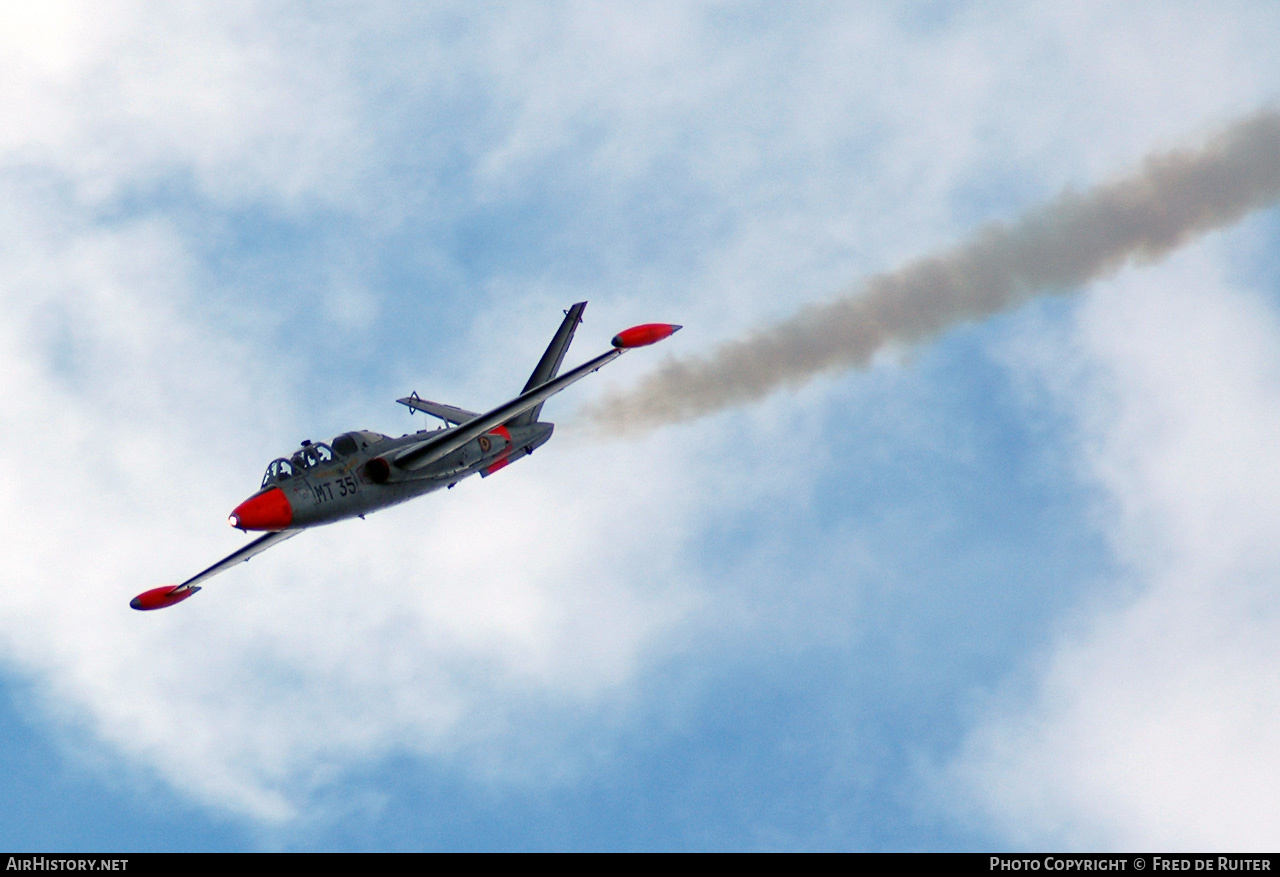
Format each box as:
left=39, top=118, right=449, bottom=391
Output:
left=249, top=421, right=554, bottom=530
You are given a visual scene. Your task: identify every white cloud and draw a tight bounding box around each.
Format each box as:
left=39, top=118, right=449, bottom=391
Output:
left=4, top=0, right=1280, bottom=837
left=0, top=2, right=709, bottom=820
left=951, top=238, right=1280, bottom=849
left=0, top=1, right=369, bottom=208
left=0, top=206, right=706, bottom=818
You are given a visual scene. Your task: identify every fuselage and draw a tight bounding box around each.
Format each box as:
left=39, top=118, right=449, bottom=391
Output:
left=230, top=421, right=554, bottom=532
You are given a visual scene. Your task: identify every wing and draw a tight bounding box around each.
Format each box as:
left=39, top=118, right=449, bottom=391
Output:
left=386, top=321, right=681, bottom=475
left=181, top=529, right=301, bottom=589
left=131, top=529, right=301, bottom=610
left=397, top=393, right=478, bottom=425
left=390, top=347, right=623, bottom=473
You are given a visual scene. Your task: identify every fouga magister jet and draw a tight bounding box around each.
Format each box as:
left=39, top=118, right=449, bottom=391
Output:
left=131, top=302, right=680, bottom=610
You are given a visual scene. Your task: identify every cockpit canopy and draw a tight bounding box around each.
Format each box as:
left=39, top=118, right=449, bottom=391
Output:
left=261, top=441, right=335, bottom=487
left=261, top=458, right=295, bottom=487
left=291, top=442, right=334, bottom=471
left=260, top=432, right=388, bottom=487
left=332, top=430, right=387, bottom=456
left=333, top=433, right=359, bottom=456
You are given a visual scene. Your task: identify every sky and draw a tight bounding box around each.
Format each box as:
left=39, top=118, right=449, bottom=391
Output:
left=2, top=1, right=1280, bottom=852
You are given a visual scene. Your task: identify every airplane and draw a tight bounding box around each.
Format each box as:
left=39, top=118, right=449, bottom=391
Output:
left=130, top=303, right=680, bottom=610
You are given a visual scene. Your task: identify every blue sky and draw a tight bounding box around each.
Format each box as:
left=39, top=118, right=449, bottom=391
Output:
left=3, top=2, right=1280, bottom=851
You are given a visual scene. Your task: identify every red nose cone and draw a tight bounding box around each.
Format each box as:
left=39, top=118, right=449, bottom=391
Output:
left=229, top=487, right=293, bottom=531
left=131, top=585, right=200, bottom=611
left=611, top=323, right=682, bottom=348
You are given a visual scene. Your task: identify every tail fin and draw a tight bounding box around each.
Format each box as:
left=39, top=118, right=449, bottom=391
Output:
left=508, top=301, right=586, bottom=426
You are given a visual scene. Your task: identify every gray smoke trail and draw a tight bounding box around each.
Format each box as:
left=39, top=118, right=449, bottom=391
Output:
left=587, top=109, right=1280, bottom=432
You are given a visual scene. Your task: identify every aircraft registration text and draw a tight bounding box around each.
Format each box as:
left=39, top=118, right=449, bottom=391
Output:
left=311, top=475, right=359, bottom=504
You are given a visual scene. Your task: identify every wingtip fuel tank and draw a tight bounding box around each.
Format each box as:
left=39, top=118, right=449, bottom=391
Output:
left=131, top=584, right=201, bottom=611
left=611, top=323, right=682, bottom=348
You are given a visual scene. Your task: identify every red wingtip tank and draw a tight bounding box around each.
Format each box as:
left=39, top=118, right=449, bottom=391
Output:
left=131, top=585, right=201, bottom=611
left=611, top=323, right=682, bottom=348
